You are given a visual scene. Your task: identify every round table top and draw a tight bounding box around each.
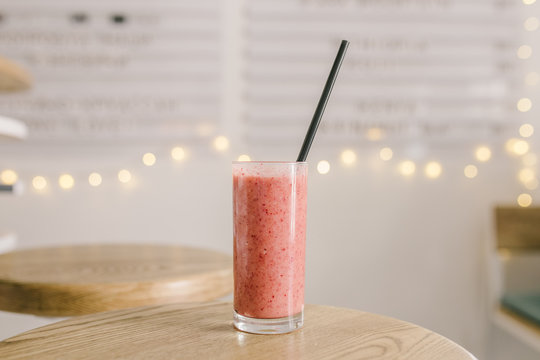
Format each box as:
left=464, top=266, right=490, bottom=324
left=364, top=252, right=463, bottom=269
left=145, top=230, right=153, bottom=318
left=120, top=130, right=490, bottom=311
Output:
left=0, top=302, right=476, bottom=360
left=0, top=244, right=232, bottom=316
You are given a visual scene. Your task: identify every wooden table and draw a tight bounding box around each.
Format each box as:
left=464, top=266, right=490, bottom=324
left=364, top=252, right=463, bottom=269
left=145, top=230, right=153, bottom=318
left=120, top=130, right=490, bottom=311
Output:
left=0, top=302, right=476, bottom=360
left=0, top=244, right=232, bottom=316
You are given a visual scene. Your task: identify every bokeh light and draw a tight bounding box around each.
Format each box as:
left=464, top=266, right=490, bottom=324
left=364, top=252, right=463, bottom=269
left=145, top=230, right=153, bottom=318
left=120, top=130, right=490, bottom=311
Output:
left=519, top=123, right=534, bottom=138
left=475, top=146, right=491, bottom=162
left=517, top=193, right=532, bottom=207
left=524, top=17, right=540, bottom=31
left=118, top=170, right=132, bottom=183
left=88, top=172, right=102, bottom=187
left=171, top=147, right=186, bottom=161
left=379, top=147, right=393, bottom=161
left=517, top=97, right=532, bottom=112
left=340, top=149, right=357, bottom=166
left=522, top=153, right=537, bottom=166
left=424, top=161, right=442, bottom=179
left=398, top=160, right=416, bottom=176
left=512, top=140, right=530, bottom=156
left=317, top=160, right=331, bottom=174
left=518, top=168, right=536, bottom=184
left=524, top=178, right=539, bottom=190
left=464, top=165, right=478, bottom=179
left=213, top=136, right=230, bottom=151
left=517, top=45, right=532, bottom=59
left=32, top=176, right=47, bottom=191
left=142, top=153, right=156, bottom=166
left=0, top=169, right=18, bottom=185
left=58, top=174, right=75, bottom=190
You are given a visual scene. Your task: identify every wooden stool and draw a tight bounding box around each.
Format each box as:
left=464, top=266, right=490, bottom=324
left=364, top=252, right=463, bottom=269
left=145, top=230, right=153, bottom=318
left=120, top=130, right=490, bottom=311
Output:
left=0, top=56, right=32, bottom=93
left=0, top=302, right=476, bottom=359
left=0, top=244, right=232, bottom=316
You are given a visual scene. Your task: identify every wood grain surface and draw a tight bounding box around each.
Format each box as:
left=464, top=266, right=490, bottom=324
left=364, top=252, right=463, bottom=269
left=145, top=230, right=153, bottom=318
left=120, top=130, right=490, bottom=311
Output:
left=0, top=244, right=232, bottom=316
left=0, top=302, right=477, bottom=360
left=0, top=56, right=31, bottom=92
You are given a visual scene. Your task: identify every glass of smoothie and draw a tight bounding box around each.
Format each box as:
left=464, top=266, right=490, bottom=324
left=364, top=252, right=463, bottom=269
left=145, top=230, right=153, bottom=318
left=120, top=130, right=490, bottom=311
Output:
left=232, top=161, right=307, bottom=334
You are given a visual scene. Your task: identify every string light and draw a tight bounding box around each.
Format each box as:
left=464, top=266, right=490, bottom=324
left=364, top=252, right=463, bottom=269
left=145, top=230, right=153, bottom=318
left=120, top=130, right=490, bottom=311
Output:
left=7, top=122, right=537, bottom=194
left=525, top=72, right=540, bottom=86
left=522, top=153, right=537, bottom=166
left=340, top=150, right=357, bottom=166
left=524, top=178, right=539, bottom=190
left=512, top=140, right=530, bottom=156
left=118, top=170, right=132, bottom=183
left=88, top=172, right=102, bottom=187
left=366, top=128, right=384, bottom=141
left=524, top=17, right=540, bottom=31
left=518, top=168, right=536, bottom=184
left=505, top=138, right=518, bottom=153
left=517, top=193, right=532, bottom=207
left=464, top=165, right=478, bottom=179
left=317, top=160, right=330, bottom=174
left=213, top=136, right=229, bottom=151
left=398, top=160, right=416, bottom=176
left=32, top=176, right=47, bottom=191
left=505, top=138, right=529, bottom=156
left=517, top=97, right=532, bottom=112
left=171, top=147, right=186, bottom=161
left=517, top=45, right=532, bottom=60
left=519, top=123, right=534, bottom=138
left=0, top=169, right=18, bottom=185
left=142, top=153, right=156, bottom=166
left=475, top=146, right=492, bottom=162
left=424, top=161, right=442, bottom=179
left=58, top=174, right=74, bottom=190
left=379, top=147, right=393, bottom=161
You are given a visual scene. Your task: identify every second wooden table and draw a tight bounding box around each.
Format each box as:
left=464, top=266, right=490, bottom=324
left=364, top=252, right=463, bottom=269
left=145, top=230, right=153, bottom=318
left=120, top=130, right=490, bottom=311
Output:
left=0, top=244, right=232, bottom=316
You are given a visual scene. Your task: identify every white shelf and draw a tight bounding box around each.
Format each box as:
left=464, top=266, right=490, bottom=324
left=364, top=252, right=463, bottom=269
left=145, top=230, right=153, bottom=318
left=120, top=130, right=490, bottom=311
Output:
left=492, top=307, right=540, bottom=354
left=0, top=115, right=28, bottom=141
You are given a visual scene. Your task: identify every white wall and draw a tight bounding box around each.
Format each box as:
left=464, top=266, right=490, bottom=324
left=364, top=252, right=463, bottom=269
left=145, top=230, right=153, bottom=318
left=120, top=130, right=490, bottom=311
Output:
left=0, top=1, right=539, bottom=358
left=0, top=143, right=532, bottom=358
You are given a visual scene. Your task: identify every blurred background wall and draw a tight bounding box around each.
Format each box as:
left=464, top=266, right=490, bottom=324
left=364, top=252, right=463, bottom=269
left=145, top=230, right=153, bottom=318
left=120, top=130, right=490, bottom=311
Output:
left=1, top=1, right=540, bottom=358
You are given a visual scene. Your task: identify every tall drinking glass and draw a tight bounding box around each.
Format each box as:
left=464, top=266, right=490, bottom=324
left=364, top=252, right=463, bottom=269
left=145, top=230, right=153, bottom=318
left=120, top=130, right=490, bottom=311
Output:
left=232, top=161, right=307, bottom=334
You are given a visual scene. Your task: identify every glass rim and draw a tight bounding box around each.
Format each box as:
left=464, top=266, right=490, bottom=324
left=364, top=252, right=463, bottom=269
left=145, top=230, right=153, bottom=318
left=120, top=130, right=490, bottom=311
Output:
left=232, top=161, right=307, bottom=165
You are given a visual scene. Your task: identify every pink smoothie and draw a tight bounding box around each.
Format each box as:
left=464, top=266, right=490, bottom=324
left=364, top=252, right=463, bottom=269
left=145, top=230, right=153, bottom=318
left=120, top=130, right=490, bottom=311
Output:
left=233, top=163, right=307, bottom=319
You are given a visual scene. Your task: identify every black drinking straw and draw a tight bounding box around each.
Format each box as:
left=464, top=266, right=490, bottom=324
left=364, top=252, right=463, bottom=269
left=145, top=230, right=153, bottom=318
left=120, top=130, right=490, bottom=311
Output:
left=297, top=40, right=349, bottom=162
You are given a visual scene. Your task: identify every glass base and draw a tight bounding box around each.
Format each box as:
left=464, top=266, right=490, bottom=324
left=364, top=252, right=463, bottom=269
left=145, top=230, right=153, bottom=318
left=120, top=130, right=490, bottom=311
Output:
left=233, top=310, right=304, bottom=334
